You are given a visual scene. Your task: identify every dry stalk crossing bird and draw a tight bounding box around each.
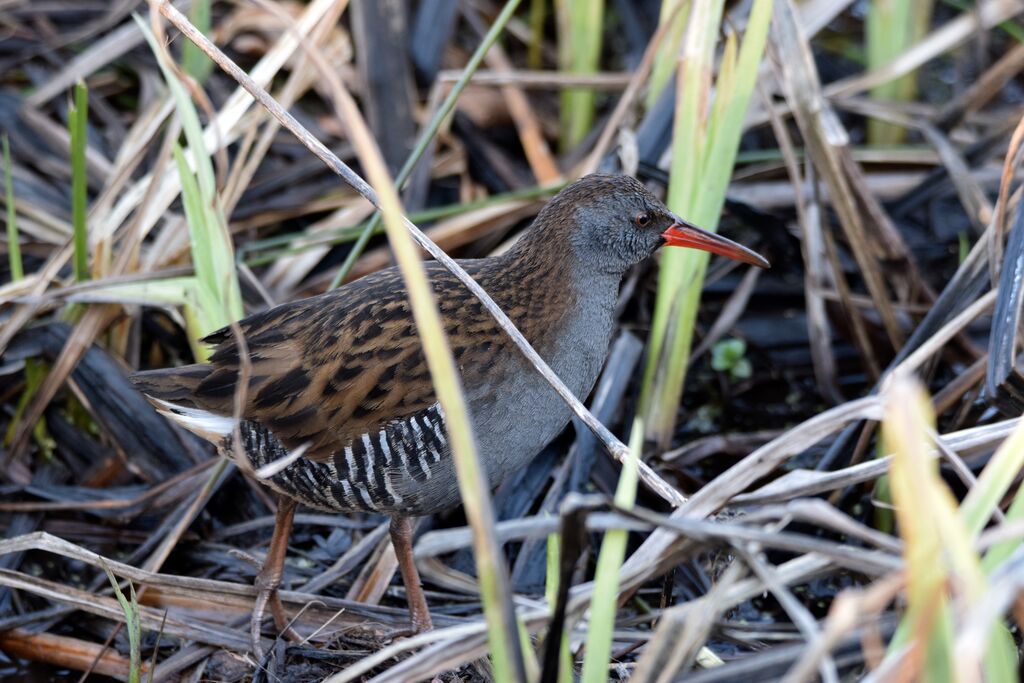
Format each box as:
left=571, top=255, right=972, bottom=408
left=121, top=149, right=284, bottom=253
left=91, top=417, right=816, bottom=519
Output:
left=129, top=173, right=769, bottom=653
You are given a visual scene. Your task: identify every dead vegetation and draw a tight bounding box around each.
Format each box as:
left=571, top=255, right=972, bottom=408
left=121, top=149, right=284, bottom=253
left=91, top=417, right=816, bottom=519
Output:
left=3, top=0, right=1024, bottom=681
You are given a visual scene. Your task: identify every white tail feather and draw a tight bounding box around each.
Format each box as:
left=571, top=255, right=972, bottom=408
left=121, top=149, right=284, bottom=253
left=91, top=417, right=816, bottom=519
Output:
left=150, top=398, right=235, bottom=442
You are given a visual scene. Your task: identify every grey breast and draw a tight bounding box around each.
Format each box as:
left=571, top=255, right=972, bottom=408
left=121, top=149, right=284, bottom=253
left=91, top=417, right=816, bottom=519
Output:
left=469, top=276, right=619, bottom=486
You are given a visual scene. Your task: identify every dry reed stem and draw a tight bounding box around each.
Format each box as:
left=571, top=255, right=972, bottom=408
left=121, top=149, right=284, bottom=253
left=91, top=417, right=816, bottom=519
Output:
left=153, top=0, right=687, bottom=508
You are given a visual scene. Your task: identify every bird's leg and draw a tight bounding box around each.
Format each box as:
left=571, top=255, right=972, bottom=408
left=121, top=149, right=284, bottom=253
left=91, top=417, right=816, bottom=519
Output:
left=389, top=516, right=433, bottom=633
left=251, top=495, right=299, bottom=655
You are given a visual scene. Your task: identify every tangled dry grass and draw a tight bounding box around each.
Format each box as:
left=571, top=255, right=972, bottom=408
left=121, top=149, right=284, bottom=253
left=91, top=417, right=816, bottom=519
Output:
left=4, top=0, right=1024, bottom=681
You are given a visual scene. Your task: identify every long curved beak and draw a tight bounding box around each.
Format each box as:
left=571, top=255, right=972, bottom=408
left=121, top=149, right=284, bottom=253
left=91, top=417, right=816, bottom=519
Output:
left=661, top=215, right=770, bottom=269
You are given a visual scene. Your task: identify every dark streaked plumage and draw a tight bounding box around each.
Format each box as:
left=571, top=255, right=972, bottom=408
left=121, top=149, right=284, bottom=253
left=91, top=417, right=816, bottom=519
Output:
left=131, top=238, right=580, bottom=514
left=132, top=175, right=652, bottom=510
left=129, top=173, right=769, bottom=644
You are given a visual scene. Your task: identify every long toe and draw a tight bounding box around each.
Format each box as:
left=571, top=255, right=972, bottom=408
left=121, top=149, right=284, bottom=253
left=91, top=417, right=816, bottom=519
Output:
left=251, top=496, right=298, bottom=657
left=269, top=591, right=302, bottom=642
left=250, top=589, right=270, bottom=658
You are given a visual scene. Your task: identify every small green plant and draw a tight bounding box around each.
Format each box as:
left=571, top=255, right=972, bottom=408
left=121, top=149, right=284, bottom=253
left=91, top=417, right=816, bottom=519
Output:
left=711, top=338, right=751, bottom=381
left=3, top=137, right=55, bottom=455
left=128, top=17, right=242, bottom=359
left=958, top=231, right=970, bottom=264
left=86, top=20, right=242, bottom=360
left=103, top=566, right=142, bottom=683
left=3, top=360, right=54, bottom=458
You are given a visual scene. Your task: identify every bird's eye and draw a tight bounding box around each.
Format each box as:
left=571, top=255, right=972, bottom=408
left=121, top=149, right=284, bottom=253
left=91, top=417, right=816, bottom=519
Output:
left=635, top=213, right=650, bottom=227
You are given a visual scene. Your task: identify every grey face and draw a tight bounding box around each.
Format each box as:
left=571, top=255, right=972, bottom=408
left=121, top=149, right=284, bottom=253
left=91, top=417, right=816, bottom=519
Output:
left=527, top=173, right=769, bottom=277
left=566, top=182, right=675, bottom=273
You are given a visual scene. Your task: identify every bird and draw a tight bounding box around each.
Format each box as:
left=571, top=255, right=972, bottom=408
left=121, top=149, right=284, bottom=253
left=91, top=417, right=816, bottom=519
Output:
left=129, top=173, right=769, bottom=653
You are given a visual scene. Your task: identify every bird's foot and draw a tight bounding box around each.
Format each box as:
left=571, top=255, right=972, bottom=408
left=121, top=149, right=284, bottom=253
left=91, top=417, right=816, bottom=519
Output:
left=250, top=555, right=305, bottom=655
left=409, top=603, right=434, bottom=634
left=385, top=614, right=434, bottom=641
left=247, top=496, right=300, bottom=658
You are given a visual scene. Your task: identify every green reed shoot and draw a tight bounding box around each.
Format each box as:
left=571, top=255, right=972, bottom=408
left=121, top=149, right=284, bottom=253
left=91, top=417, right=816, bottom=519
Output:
left=2, top=134, right=21, bottom=280
left=580, top=420, right=644, bottom=683
left=866, top=0, right=933, bottom=144
left=545, top=530, right=574, bottom=683
left=557, top=0, right=605, bottom=150
left=646, top=0, right=692, bottom=109
left=137, top=15, right=242, bottom=359
left=183, top=0, right=213, bottom=83
left=69, top=80, right=89, bottom=282
left=881, top=377, right=1016, bottom=681
left=103, top=566, right=142, bottom=683
left=638, top=0, right=773, bottom=446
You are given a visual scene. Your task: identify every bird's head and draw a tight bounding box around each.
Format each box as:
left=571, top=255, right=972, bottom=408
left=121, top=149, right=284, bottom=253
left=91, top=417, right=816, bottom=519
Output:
left=530, top=173, right=769, bottom=274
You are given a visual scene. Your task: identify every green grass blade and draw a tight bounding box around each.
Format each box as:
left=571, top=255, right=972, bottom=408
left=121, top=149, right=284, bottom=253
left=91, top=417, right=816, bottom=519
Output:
left=982, top=626, right=1018, bottom=683
left=182, top=0, right=213, bottom=83
left=69, top=80, right=89, bottom=282
left=137, top=15, right=242, bottom=355
left=329, top=0, right=523, bottom=290
left=545, top=531, right=574, bottom=683
left=580, top=420, right=643, bottom=683
left=173, top=145, right=216, bottom=293
left=135, top=15, right=215, bottom=200
left=66, top=277, right=195, bottom=308
left=102, top=565, right=142, bottom=683
left=528, top=0, right=547, bottom=70
left=698, top=0, right=772, bottom=214
left=960, top=419, right=1024, bottom=537
left=174, top=145, right=227, bottom=360
left=2, top=134, right=22, bottom=281
left=3, top=360, right=53, bottom=458
left=378, top=178, right=524, bottom=683
left=636, top=0, right=724, bottom=438
left=335, top=82, right=527, bottom=682
left=882, top=376, right=1016, bottom=681
left=145, top=612, right=167, bottom=683
left=646, top=0, right=692, bottom=109
left=982, top=487, right=1024, bottom=572
left=866, top=0, right=933, bottom=144
left=948, top=401, right=1024, bottom=682
left=638, top=0, right=773, bottom=446
left=558, top=0, right=605, bottom=149
left=883, top=379, right=955, bottom=681
left=517, top=614, right=540, bottom=680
